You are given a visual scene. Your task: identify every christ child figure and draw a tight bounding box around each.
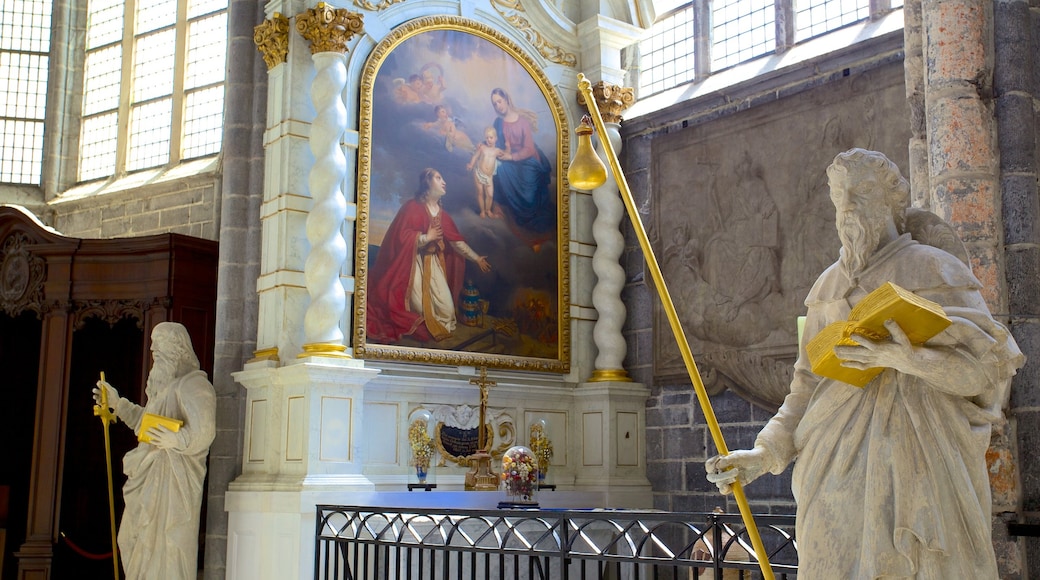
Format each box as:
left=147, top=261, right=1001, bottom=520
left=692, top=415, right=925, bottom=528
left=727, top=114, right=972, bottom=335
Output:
left=467, top=126, right=503, bottom=218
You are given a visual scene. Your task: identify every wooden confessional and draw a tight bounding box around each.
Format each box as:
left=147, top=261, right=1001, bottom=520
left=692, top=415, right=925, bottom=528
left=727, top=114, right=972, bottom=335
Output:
left=0, top=206, right=218, bottom=579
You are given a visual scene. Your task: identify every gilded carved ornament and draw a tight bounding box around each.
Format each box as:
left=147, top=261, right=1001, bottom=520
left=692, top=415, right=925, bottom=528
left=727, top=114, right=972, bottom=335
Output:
left=577, top=81, right=635, bottom=124
left=254, top=13, right=290, bottom=70
left=295, top=3, right=365, bottom=55
left=352, top=0, right=406, bottom=11
left=489, top=0, right=577, bottom=67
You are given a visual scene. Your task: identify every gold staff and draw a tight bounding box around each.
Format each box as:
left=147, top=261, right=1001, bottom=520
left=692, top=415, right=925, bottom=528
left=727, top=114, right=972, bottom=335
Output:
left=93, top=371, right=120, bottom=580
left=572, top=73, right=776, bottom=580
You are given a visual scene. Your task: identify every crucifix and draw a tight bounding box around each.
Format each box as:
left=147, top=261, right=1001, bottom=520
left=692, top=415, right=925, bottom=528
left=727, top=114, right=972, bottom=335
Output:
left=471, top=366, right=495, bottom=449
left=465, top=366, right=499, bottom=491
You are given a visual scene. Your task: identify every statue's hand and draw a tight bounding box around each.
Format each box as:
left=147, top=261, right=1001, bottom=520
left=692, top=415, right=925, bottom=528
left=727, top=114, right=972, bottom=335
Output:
left=705, top=447, right=770, bottom=495
left=835, top=319, right=919, bottom=375
left=146, top=425, right=183, bottom=450
left=93, top=381, right=120, bottom=416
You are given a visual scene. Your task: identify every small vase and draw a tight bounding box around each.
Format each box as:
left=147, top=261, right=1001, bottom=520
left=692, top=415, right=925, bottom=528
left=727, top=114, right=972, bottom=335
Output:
left=416, top=465, right=428, bottom=484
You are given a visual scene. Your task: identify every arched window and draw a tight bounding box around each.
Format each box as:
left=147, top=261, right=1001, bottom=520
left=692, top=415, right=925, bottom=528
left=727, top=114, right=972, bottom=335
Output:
left=639, top=0, right=903, bottom=98
left=79, top=0, right=227, bottom=182
left=0, top=0, right=51, bottom=185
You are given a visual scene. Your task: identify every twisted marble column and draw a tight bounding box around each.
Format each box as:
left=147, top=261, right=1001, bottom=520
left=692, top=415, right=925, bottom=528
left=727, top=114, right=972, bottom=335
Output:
left=584, top=82, right=635, bottom=382
left=296, top=4, right=364, bottom=357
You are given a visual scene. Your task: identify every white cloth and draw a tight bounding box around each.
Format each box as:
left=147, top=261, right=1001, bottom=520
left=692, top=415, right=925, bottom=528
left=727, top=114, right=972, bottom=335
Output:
left=115, top=370, right=216, bottom=580
left=756, top=235, right=1022, bottom=579
left=407, top=245, right=457, bottom=335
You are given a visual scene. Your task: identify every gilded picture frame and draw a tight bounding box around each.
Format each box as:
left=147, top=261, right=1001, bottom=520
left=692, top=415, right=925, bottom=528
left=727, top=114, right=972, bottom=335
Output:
left=354, top=16, right=570, bottom=373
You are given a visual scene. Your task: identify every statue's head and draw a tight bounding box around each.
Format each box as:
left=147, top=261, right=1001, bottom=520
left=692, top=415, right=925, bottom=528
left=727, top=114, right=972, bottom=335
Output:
left=827, top=149, right=910, bottom=274
left=826, top=148, right=909, bottom=232
left=150, top=322, right=201, bottom=376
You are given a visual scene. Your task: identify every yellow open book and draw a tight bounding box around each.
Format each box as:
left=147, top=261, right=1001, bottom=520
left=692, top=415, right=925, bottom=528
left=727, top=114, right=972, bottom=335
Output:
left=806, top=282, right=952, bottom=387
left=138, top=413, right=184, bottom=443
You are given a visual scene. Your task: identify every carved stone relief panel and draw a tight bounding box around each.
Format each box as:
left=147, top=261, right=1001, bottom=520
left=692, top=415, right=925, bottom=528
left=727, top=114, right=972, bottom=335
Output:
left=649, top=62, right=911, bottom=410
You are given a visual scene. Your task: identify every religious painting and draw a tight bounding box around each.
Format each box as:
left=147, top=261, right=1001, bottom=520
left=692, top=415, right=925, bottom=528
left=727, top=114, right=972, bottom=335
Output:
left=354, top=16, right=570, bottom=372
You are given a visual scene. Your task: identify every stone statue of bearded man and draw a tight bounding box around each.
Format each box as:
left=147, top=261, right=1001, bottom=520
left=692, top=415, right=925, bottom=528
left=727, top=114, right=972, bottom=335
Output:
left=706, top=149, right=1024, bottom=578
left=94, top=321, right=216, bottom=580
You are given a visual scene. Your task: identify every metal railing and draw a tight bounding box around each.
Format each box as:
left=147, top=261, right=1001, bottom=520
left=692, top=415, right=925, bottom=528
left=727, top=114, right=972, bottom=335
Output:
left=315, top=505, right=798, bottom=579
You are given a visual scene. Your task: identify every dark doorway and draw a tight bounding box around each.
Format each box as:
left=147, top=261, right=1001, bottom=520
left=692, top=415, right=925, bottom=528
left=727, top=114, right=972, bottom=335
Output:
left=53, top=316, right=143, bottom=580
left=0, top=312, right=40, bottom=580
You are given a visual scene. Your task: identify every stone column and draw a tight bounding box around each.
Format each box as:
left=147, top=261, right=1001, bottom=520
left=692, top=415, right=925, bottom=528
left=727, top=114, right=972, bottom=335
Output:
left=582, top=82, right=635, bottom=382
left=251, top=10, right=309, bottom=364
left=919, top=1, right=1023, bottom=576
left=921, top=0, right=1004, bottom=308
left=574, top=17, right=641, bottom=382
left=570, top=48, right=651, bottom=500
left=226, top=8, right=377, bottom=580
left=295, top=3, right=364, bottom=358
left=993, top=0, right=1039, bottom=575
left=902, top=0, right=930, bottom=209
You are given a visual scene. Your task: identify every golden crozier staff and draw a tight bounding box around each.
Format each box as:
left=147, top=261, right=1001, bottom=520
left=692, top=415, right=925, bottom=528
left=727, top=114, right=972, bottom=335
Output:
left=571, top=73, right=775, bottom=580
left=92, top=371, right=120, bottom=580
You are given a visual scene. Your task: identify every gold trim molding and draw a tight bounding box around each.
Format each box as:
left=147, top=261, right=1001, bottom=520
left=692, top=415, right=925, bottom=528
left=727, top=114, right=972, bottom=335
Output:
left=296, top=2, right=365, bottom=55
left=488, top=0, right=577, bottom=67
left=577, top=81, right=635, bottom=124
left=298, top=342, right=352, bottom=358
left=249, top=347, right=281, bottom=363
left=587, top=368, right=632, bottom=382
left=254, top=13, right=290, bottom=70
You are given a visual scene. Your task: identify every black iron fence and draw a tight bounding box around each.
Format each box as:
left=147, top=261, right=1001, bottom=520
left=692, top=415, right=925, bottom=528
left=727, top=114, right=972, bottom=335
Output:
left=315, top=505, right=797, bottom=579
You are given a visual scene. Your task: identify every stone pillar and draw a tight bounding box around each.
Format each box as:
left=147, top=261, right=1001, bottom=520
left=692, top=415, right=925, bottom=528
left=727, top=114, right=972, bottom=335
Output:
left=571, top=74, right=651, bottom=500
left=227, top=7, right=376, bottom=580
left=902, top=0, right=930, bottom=209
left=581, top=82, right=635, bottom=382
left=920, top=1, right=1025, bottom=576
left=921, top=0, right=1004, bottom=309
left=202, top=1, right=268, bottom=577
left=574, top=18, right=641, bottom=383
left=296, top=4, right=364, bottom=358
left=251, top=10, right=311, bottom=364
left=994, top=0, right=1040, bottom=576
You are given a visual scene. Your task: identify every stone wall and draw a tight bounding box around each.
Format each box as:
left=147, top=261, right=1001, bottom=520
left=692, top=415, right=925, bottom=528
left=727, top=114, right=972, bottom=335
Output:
left=49, top=174, right=220, bottom=240
left=621, top=40, right=909, bottom=516
left=622, top=15, right=1040, bottom=573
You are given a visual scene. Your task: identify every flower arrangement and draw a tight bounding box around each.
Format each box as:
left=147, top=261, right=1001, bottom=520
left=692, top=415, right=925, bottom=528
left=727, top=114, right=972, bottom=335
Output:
left=408, top=419, right=434, bottom=480
left=529, top=424, right=554, bottom=481
left=501, top=446, right=538, bottom=502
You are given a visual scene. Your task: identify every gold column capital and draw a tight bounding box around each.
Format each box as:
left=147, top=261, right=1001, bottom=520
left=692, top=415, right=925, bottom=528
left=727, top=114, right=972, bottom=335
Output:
left=577, top=81, right=635, bottom=124
left=254, top=13, right=291, bottom=70
left=295, top=2, right=365, bottom=55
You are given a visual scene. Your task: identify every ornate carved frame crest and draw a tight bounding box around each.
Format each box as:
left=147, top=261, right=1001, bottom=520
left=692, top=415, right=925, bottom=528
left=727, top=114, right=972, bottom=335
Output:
left=0, top=233, right=45, bottom=318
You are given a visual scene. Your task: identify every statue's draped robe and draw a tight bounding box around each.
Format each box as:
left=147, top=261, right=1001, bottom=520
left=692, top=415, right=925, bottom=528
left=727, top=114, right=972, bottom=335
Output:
left=757, top=234, right=1022, bottom=579
left=116, top=370, right=216, bottom=580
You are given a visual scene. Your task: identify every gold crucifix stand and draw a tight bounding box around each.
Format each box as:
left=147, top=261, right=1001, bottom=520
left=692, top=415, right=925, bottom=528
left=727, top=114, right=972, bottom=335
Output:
left=464, top=366, right=499, bottom=490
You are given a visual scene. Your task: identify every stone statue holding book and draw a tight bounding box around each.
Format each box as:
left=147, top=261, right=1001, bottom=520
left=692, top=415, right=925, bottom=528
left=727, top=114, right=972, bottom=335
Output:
left=93, top=321, right=216, bottom=580
left=705, top=149, right=1024, bottom=578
